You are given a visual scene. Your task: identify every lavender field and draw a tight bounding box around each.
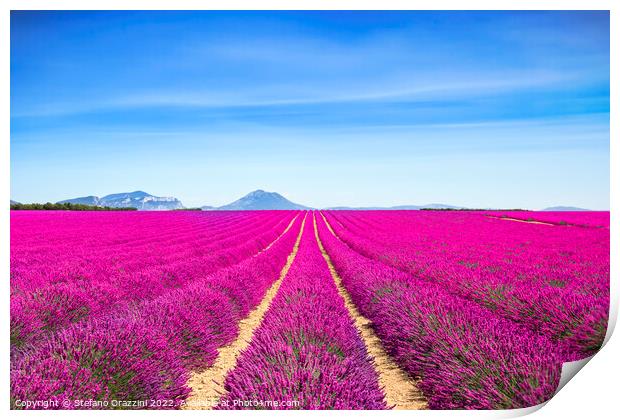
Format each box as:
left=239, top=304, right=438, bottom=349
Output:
left=10, top=209, right=609, bottom=410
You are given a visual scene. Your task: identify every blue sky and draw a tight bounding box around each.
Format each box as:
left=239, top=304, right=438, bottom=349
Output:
left=10, top=11, right=609, bottom=209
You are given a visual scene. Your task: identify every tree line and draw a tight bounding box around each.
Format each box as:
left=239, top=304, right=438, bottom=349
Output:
left=10, top=202, right=138, bottom=211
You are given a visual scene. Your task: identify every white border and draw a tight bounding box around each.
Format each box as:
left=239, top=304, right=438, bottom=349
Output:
left=2, top=2, right=616, bottom=419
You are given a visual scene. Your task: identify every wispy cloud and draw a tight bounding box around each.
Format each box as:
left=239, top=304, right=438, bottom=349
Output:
left=12, top=12, right=605, bottom=119
left=12, top=68, right=572, bottom=118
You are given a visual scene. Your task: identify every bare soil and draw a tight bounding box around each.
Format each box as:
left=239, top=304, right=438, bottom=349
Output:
left=489, top=216, right=554, bottom=226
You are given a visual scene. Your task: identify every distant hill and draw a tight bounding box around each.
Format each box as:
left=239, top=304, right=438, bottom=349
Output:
left=214, top=190, right=310, bottom=210
left=58, top=195, right=101, bottom=206
left=58, top=191, right=184, bottom=210
left=201, top=192, right=462, bottom=211
left=327, top=203, right=462, bottom=210
left=542, top=206, right=590, bottom=211
left=10, top=200, right=20, bottom=205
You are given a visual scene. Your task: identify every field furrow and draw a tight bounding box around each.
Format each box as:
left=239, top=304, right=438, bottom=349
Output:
left=216, top=212, right=386, bottom=409
left=313, top=214, right=427, bottom=410
left=184, top=212, right=307, bottom=409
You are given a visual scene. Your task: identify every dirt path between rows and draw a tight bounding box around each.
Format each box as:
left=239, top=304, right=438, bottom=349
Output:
left=183, top=213, right=307, bottom=410
left=261, top=213, right=299, bottom=253
left=314, top=213, right=427, bottom=410
left=488, top=216, right=554, bottom=226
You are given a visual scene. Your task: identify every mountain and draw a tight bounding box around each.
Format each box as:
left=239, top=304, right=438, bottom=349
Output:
left=215, top=190, right=310, bottom=210
left=58, top=191, right=184, bottom=210
left=10, top=200, right=20, bottom=205
left=58, top=195, right=101, bottom=206
left=100, top=191, right=184, bottom=210
left=542, top=206, right=590, bottom=211
left=208, top=191, right=461, bottom=211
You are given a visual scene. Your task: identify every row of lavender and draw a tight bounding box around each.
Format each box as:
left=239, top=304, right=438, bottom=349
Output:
left=324, top=210, right=609, bottom=360
left=218, top=215, right=386, bottom=409
left=11, top=211, right=303, bottom=409
left=315, top=213, right=562, bottom=409
left=11, top=211, right=295, bottom=355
